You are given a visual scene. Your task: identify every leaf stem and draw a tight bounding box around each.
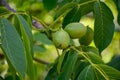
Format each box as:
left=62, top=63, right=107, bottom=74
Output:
left=71, top=47, right=93, bottom=65
left=49, top=9, right=72, bottom=30
left=93, top=64, right=109, bottom=80
left=71, top=46, right=110, bottom=80
left=78, top=0, right=97, bottom=6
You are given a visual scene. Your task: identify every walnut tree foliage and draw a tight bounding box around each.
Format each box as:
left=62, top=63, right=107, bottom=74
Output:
left=0, top=0, right=120, bottom=80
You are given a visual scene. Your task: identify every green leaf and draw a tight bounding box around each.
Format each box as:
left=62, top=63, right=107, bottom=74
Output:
left=107, top=55, right=120, bottom=71
left=58, top=51, right=78, bottom=80
left=57, top=50, right=66, bottom=73
left=59, top=49, right=71, bottom=70
left=78, top=0, right=96, bottom=16
left=0, top=7, right=10, bottom=16
left=62, top=6, right=81, bottom=28
left=81, top=46, right=99, bottom=55
left=20, top=14, right=33, bottom=29
left=45, top=62, right=58, bottom=80
left=16, top=15, right=33, bottom=42
left=13, top=15, right=21, bottom=36
left=0, top=18, right=27, bottom=79
left=93, top=64, right=120, bottom=80
left=93, top=67, right=106, bottom=80
left=73, top=60, right=89, bottom=79
left=94, top=2, right=115, bottom=53
left=43, top=0, right=58, bottom=11
left=33, top=45, right=47, bottom=53
left=77, top=65, right=94, bottom=80
left=98, top=64, right=120, bottom=80
left=62, top=0, right=96, bottom=28
left=16, top=14, right=35, bottom=80
left=87, top=52, right=104, bottom=64
left=33, top=32, right=52, bottom=45
left=58, top=0, right=73, bottom=10
left=54, top=2, right=77, bottom=20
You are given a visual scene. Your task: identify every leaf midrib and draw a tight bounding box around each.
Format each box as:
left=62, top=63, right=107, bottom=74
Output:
left=94, top=64, right=109, bottom=80
left=98, top=2, right=104, bottom=50
left=85, top=65, right=91, bottom=80
left=79, top=0, right=97, bottom=6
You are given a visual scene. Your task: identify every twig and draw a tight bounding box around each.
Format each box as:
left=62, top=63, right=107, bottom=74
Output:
left=33, top=57, right=51, bottom=65
left=0, top=53, right=50, bottom=65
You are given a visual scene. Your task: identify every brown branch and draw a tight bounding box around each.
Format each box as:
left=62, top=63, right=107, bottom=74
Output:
left=33, top=57, right=51, bottom=65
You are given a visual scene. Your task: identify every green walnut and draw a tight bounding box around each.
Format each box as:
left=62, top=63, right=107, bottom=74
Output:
left=52, top=29, right=70, bottom=49
left=64, top=23, right=87, bottom=39
left=79, top=26, right=94, bottom=46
